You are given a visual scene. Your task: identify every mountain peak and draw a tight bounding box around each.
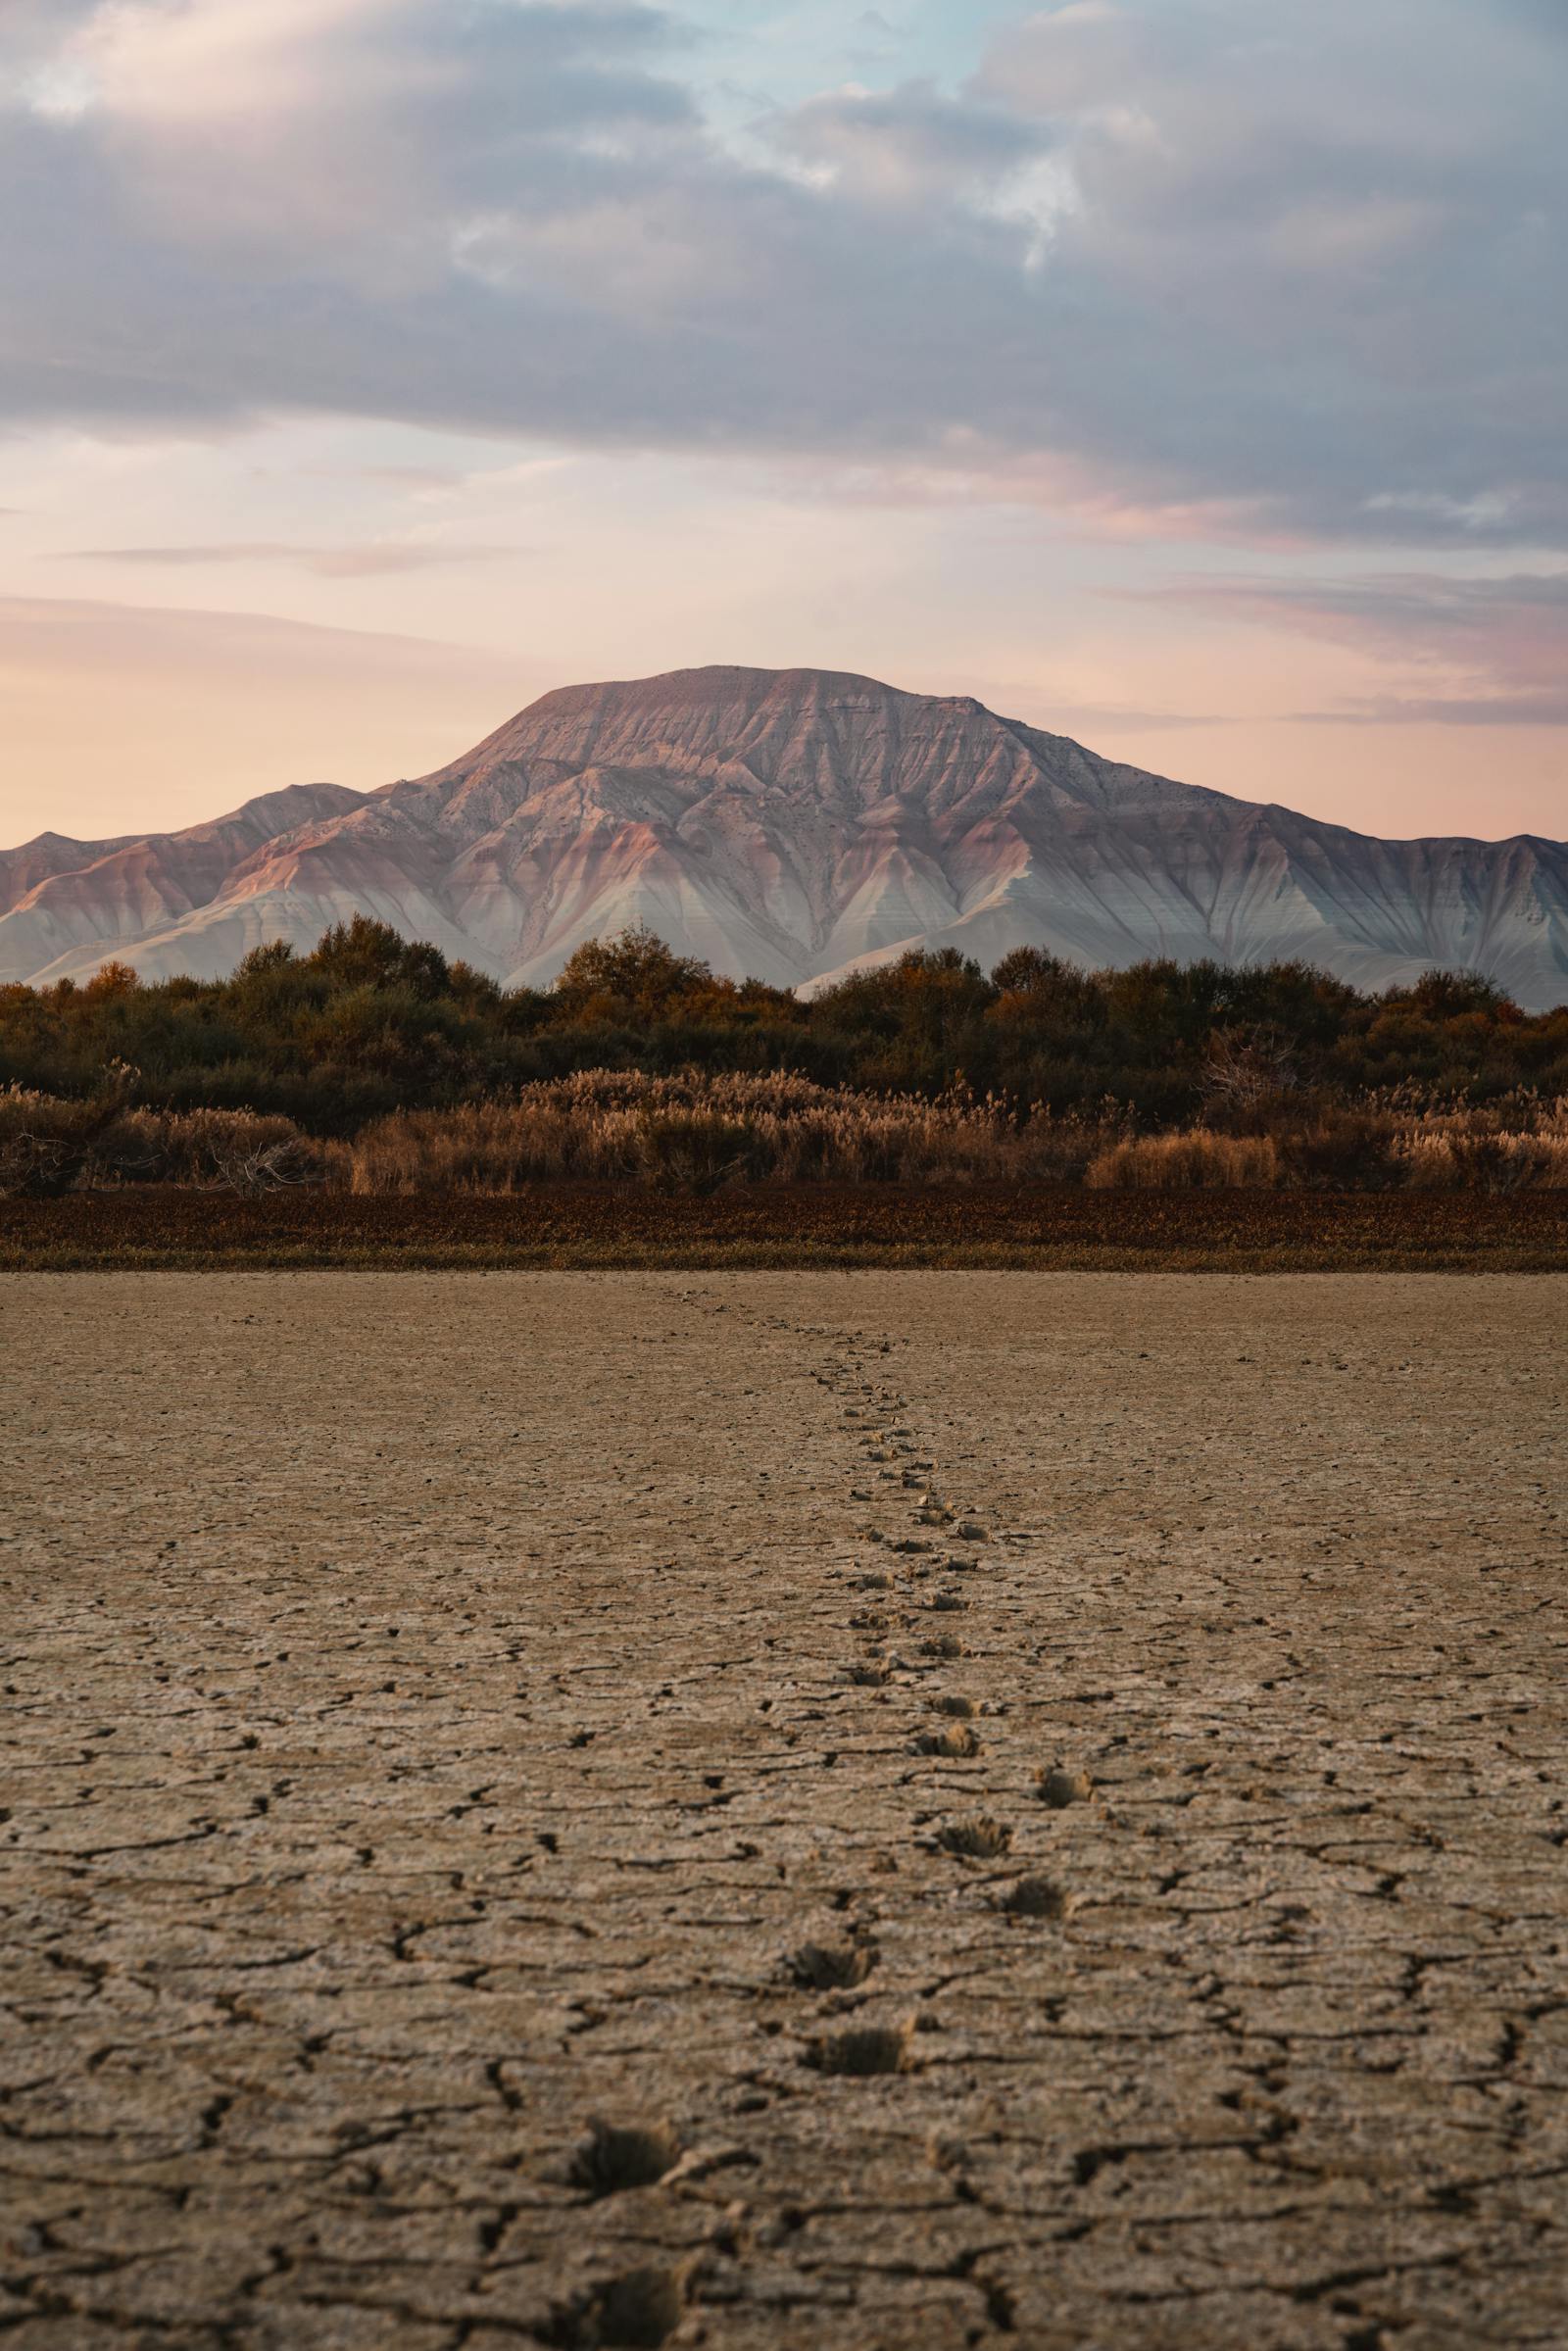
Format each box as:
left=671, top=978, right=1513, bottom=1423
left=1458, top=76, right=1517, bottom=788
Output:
left=520, top=663, right=918, bottom=718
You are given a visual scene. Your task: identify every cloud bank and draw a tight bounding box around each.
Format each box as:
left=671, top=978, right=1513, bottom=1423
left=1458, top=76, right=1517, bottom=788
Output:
left=1159, top=570, right=1568, bottom=731
left=0, top=0, right=1563, bottom=548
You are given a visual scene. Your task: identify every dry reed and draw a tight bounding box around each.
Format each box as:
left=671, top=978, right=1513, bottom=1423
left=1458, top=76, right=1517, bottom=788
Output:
left=347, top=1073, right=1123, bottom=1194
left=1085, top=1132, right=1282, bottom=1190
left=5, top=1075, right=1568, bottom=1197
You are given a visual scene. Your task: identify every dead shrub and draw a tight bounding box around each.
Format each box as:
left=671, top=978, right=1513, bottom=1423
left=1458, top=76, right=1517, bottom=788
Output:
left=1200, top=1025, right=1299, bottom=1114
left=0, top=1075, right=135, bottom=1198
left=0, top=1091, right=333, bottom=1196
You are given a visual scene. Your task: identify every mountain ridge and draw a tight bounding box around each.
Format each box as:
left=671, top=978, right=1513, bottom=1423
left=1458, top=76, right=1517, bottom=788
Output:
left=3, top=666, right=1565, bottom=1007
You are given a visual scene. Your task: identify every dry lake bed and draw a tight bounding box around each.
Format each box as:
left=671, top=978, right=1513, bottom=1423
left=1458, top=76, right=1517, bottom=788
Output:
left=4, top=1270, right=1568, bottom=2350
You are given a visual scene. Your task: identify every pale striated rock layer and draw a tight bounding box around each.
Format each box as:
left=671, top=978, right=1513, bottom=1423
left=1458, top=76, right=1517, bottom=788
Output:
left=4, top=664, right=1566, bottom=1004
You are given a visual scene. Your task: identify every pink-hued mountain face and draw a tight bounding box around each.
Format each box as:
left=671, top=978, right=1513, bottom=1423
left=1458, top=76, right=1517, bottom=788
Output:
left=3, top=665, right=1566, bottom=1005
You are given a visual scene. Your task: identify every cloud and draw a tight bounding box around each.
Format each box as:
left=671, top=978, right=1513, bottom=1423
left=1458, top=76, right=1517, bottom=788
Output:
left=61, top=539, right=523, bottom=576
left=1036, top=699, right=1224, bottom=733
left=965, top=0, right=1568, bottom=544
left=767, top=79, right=1051, bottom=206
left=14, top=0, right=695, bottom=285
left=1149, top=569, right=1568, bottom=727
left=0, top=0, right=1563, bottom=553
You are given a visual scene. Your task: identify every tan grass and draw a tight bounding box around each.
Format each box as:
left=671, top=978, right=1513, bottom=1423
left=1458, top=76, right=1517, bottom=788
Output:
left=347, top=1073, right=1124, bottom=1194
left=1393, top=1099, right=1568, bottom=1192
left=6, top=1076, right=1568, bottom=1199
left=1085, top=1131, right=1282, bottom=1190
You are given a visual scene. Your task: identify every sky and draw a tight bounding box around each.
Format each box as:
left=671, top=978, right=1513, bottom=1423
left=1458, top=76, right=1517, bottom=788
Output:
left=2, top=0, right=1566, bottom=847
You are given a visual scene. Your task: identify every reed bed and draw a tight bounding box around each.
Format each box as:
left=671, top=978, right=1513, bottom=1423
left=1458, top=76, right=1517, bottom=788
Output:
left=4, top=1074, right=1567, bottom=1197
left=347, top=1072, right=1123, bottom=1193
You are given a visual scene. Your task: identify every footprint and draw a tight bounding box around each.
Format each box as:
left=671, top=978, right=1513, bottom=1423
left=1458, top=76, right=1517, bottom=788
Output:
left=1037, top=1767, right=1095, bottom=1810
left=936, top=1815, right=1013, bottom=1860
left=999, top=1876, right=1074, bottom=1922
left=805, top=2019, right=913, bottom=2076
left=789, top=1939, right=880, bottom=1991
left=913, top=1724, right=981, bottom=1758
left=570, top=2119, right=683, bottom=2197
left=546, top=2263, right=690, bottom=2348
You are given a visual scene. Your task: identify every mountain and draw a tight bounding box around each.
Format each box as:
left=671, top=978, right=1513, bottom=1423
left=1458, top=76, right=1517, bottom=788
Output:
left=3, top=665, right=1566, bottom=1006
left=0, top=783, right=364, bottom=992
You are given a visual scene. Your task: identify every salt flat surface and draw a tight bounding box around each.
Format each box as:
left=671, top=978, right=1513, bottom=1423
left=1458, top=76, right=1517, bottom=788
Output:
left=4, top=1272, right=1568, bottom=2349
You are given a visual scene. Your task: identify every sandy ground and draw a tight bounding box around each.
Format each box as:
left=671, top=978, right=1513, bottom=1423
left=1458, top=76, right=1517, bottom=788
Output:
left=4, top=1272, right=1568, bottom=2351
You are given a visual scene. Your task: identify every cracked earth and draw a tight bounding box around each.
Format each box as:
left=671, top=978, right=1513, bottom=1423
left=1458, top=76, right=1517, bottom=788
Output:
left=3, top=1270, right=1567, bottom=2350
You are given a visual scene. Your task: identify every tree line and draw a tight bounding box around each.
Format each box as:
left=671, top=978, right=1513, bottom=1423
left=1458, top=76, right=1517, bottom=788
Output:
left=2, top=916, right=1564, bottom=1135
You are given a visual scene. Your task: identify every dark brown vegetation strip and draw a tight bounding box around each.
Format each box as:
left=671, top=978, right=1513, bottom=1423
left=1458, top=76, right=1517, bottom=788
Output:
left=7, top=920, right=1568, bottom=1138
left=5, top=1185, right=1567, bottom=1271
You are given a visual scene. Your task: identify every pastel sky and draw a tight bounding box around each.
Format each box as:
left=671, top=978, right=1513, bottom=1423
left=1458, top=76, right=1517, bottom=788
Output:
left=2, top=0, right=1566, bottom=846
